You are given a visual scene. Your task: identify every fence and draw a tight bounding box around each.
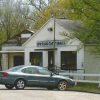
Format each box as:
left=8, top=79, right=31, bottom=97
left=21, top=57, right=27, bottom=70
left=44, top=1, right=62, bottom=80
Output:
left=59, top=71, right=100, bottom=87
left=50, top=67, right=100, bottom=87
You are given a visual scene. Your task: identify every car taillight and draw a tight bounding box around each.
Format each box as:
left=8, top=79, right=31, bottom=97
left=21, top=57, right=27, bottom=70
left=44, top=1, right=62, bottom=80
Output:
left=2, top=72, right=9, bottom=77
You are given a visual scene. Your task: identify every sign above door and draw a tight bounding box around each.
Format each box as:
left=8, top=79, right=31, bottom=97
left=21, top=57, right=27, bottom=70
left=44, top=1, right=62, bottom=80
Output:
left=37, top=40, right=66, bottom=47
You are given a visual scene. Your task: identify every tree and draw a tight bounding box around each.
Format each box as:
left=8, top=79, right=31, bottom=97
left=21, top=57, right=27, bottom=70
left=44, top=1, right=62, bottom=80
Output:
left=0, top=0, right=33, bottom=44
left=0, top=0, right=14, bottom=41
left=70, top=0, right=100, bottom=53
left=57, top=0, right=100, bottom=53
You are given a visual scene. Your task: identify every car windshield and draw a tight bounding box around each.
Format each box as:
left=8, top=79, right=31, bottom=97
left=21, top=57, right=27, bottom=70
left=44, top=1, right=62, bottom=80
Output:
left=8, top=66, right=24, bottom=72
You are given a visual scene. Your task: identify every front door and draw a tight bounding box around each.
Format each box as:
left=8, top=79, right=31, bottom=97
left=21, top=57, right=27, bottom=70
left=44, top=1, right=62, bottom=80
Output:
left=48, top=51, right=54, bottom=71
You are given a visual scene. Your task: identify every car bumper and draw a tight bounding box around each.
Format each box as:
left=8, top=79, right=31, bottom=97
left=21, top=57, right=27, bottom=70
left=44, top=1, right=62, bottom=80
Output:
left=0, top=77, right=15, bottom=85
left=0, top=77, right=9, bottom=84
left=68, top=80, right=75, bottom=87
left=70, top=81, right=75, bottom=87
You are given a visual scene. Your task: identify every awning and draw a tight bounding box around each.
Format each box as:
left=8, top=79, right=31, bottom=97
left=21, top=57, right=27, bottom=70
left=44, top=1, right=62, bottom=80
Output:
left=0, top=51, right=25, bottom=54
left=35, top=48, right=57, bottom=51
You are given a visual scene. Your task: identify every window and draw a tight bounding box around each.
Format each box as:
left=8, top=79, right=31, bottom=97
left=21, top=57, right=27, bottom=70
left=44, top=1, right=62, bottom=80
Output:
left=22, top=67, right=38, bottom=74
left=8, top=66, right=23, bottom=72
left=61, top=51, right=77, bottom=70
left=14, top=56, right=24, bottom=66
left=38, top=68, right=50, bottom=75
left=30, top=52, right=43, bottom=66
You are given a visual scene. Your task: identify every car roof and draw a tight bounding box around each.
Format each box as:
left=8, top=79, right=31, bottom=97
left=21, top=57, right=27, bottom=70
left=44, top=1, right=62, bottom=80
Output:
left=8, top=65, right=43, bottom=72
left=19, top=65, right=45, bottom=69
left=9, top=65, right=48, bottom=71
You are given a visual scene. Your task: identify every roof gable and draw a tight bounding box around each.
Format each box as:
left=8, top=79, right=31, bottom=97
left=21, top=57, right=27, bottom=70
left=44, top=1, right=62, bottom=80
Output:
left=23, top=18, right=82, bottom=47
left=3, top=29, right=34, bottom=46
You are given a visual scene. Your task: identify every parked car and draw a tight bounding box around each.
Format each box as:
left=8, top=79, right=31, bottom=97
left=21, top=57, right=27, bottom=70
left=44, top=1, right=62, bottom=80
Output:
left=0, top=65, right=75, bottom=91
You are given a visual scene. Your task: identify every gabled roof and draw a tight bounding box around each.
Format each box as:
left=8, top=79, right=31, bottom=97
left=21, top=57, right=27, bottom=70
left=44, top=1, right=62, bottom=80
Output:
left=23, top=18, right=82, bottom=46
left=15, top=29, right=34, bottom=37
left=2, top=29, right=34, bottom=46
left=56, top=18, right=82, bottom=32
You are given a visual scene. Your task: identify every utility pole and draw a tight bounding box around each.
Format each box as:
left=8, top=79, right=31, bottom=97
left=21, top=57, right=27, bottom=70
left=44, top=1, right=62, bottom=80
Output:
left=53, top=17, right=56, bottom=72
left=54, top=17, right=56, bottom=49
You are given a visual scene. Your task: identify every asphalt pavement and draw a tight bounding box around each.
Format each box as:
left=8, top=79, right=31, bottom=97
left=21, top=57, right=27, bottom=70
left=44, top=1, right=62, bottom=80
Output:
left=0, top=85, right=100, bottom=100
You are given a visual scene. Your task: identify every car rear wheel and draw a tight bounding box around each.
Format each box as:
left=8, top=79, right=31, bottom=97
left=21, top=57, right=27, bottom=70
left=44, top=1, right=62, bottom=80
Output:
left=57, top=80, right=68, bottom=91
left=15, top=79, right=26, bottom=89
left=5, top=84, right=14, bottom=89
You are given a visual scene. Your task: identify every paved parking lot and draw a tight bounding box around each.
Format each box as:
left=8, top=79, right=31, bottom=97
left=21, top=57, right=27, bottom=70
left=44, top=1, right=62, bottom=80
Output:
left=0, top=85, right=100, bottom=100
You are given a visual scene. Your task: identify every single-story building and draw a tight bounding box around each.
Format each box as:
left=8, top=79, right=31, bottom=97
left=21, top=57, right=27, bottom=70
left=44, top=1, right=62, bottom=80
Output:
left=0, top=18, right=100, bottom=74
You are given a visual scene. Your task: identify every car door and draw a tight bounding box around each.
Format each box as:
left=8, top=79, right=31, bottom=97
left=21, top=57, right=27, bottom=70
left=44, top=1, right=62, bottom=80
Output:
left=21, top=67, right=40, bottom=86
left=37, top=68, right=56, bottom=87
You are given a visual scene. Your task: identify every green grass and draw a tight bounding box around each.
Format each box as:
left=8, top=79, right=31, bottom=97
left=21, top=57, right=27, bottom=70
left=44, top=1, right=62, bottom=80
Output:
left=68, top=83, right=100, bottom=94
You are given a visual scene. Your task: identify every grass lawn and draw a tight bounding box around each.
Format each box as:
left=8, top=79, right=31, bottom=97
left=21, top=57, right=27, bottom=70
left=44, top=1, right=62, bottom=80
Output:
left=68, top=83, right=100, bottom=94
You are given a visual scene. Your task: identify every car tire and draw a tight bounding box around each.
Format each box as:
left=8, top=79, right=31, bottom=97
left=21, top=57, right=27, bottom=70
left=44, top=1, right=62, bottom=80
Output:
left=57, top=80, right=68, bottom=91
left=5, top=84, right=14, bottom=89
left=15, top=79, right=26, bottom=90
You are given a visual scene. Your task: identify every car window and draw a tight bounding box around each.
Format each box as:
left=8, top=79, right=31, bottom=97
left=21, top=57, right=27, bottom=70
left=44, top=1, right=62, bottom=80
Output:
left=21, top=67, right=38, bottom=74
left=38, top=68, right=50, bottom=75
left=8, top=66, right=23, bottom=72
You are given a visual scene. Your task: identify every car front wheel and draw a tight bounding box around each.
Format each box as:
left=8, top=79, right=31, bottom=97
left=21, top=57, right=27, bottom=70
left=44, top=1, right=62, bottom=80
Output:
left=57, top=80, right=68, bottom=91
left=5, top=84, right=14, bottom=89
left=15, top=79, right=26, bottom=89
